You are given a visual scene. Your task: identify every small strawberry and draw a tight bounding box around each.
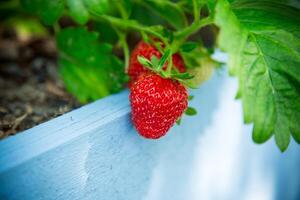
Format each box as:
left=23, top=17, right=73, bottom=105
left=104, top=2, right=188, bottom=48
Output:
left=128, top=41, right=186, bottom=86
left=130, top=73, right=188, bottom=139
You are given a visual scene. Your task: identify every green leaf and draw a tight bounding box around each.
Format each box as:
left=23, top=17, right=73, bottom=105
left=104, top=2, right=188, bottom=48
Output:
left=92, top=21, right=119, bottom=44
left=141, top=0, right=188, bottom=29
left=113, top=0, right=132, bottom=19
left=57, top=27, right=125, bottom=103
left=180, top=42, right=198, bottom=52
left=232, top=1, right=300, bottom=39
left=188, top=95, right=194, bottom=101
left=215, top=0, right=300, bottom=151
left=179, top=0, right=216, bottom=16
left=137, top=56, right=153, bottom=68
left=6, top=17, right=49, bottom=39
left=176, top=118, right=182, bottom=125
left=67, top=0, right=115, bottom=24
left=158, top=49, right=171, bottom=69
left=20, top=0, right=65, bottom=25
left=172, top=72, right=194, bottom=80
left=67, top=0, right=89, bottom=24
left=214, top=0, right=247, bottom=75
left=130, top=2, right=164, bottom=26
left=150, top=56, right=160, bottom=68
left=185, top=107, right=197, bottom=116
left=83, top=0, right=111, bottom=15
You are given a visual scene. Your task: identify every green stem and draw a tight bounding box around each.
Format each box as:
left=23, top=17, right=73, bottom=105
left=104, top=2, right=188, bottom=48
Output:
left=166, top=51, right=173, bottom=76
left=175, top=16, right=213, bottom=40
left=192, top=0, right=200, bottom=23
left=114, top=0, right=129, bottom=19
left=172, top=16, right=213, bottom=52
left=116, top=30, right=130, bottom=72
left=122, top=37, right=130, bottom=73
left=113, top=3, right=130, bottom=72
left=90, top=11, right=214, bottom=77
left=91, top=14, right=167, bottom=45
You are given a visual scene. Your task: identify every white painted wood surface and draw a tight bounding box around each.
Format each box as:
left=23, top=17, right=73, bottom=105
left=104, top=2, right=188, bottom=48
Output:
left=0, top=66, right=300, bottom=200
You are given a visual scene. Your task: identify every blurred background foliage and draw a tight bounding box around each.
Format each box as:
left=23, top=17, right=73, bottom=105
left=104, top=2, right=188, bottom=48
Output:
left=1, top=0, right=299, bottom=103
left=0, top=0, right=219, bottom=103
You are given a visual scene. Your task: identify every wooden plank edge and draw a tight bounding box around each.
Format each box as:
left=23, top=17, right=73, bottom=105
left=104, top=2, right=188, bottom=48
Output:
left=0, top=90, right=131, bottom=172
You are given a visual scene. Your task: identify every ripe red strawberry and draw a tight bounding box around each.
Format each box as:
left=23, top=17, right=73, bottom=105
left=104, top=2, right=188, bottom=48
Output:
left=128, top=41, right=186, bottom=86
left=130, top=73, right=188, bottom=139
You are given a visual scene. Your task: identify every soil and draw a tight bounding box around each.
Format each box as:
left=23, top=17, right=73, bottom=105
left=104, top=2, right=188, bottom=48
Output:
left=0, top=29, right=81, bottom=139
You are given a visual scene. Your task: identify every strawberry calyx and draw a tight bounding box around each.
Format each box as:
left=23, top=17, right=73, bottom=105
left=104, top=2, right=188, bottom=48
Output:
left=137, top=50, right=196, bottom=88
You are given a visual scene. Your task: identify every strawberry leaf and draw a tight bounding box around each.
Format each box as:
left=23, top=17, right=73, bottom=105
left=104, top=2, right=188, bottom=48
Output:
left=215, top=0, right=300, bottom=151
left=176, top=118, right=182, bottom=125
left=82, top=0, right=111, bottom=16
left=150, top=56, right=160, bottom=69
left=20, top=0, right=112, bottom=25
left=180, top=42, right=198, bottom=52
left=140, top=0, right=188, bottom=29
left=66, top=0, right=89, bottom=25
left=57, top=27, right=126, bottom=103
left=188, top=95, right=194, bottom=101
left=113, top=0, right=132, bottom=19
left=185, top=107, right=197, bottom=116
left=137, top=56, right=153, bottom=69
left=157, top=49, right=171, bottom=70
left=171, top=72, right=194, bottom=80
left=20, top=0, right=64, bottom=25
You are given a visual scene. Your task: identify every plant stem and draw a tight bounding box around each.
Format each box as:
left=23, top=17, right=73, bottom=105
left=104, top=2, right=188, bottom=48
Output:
left=176, top=16, right=213, bottom=40
left=90, top=11, right=213, bottom=76
left=166, top=51, right=173, bottom=76
left=122, top=37, right=130, bottom=73
left=114, top=3, right=130, bottom=72
left=192, top=0, right=200, bottom=23
left=91, top=14, right=167, bottom=44
left=116, top=30, right=130, bottom=72
left=172, top=16, right=213, bottom=52
left=114, top=1, right=129, bottom=19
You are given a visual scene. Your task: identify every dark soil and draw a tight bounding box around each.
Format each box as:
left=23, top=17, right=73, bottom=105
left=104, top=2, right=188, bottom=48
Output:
left=0, top=30, right=81, bottom=139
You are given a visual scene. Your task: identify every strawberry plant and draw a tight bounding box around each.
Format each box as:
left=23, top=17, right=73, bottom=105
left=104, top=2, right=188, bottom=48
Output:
left=18, top=0, right=300, bottom=151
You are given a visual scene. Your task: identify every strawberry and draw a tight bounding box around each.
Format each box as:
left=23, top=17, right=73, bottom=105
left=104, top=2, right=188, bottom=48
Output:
left=128, top=41, right=186, bottom=86
left=130, top=73, right=188, bottom=139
